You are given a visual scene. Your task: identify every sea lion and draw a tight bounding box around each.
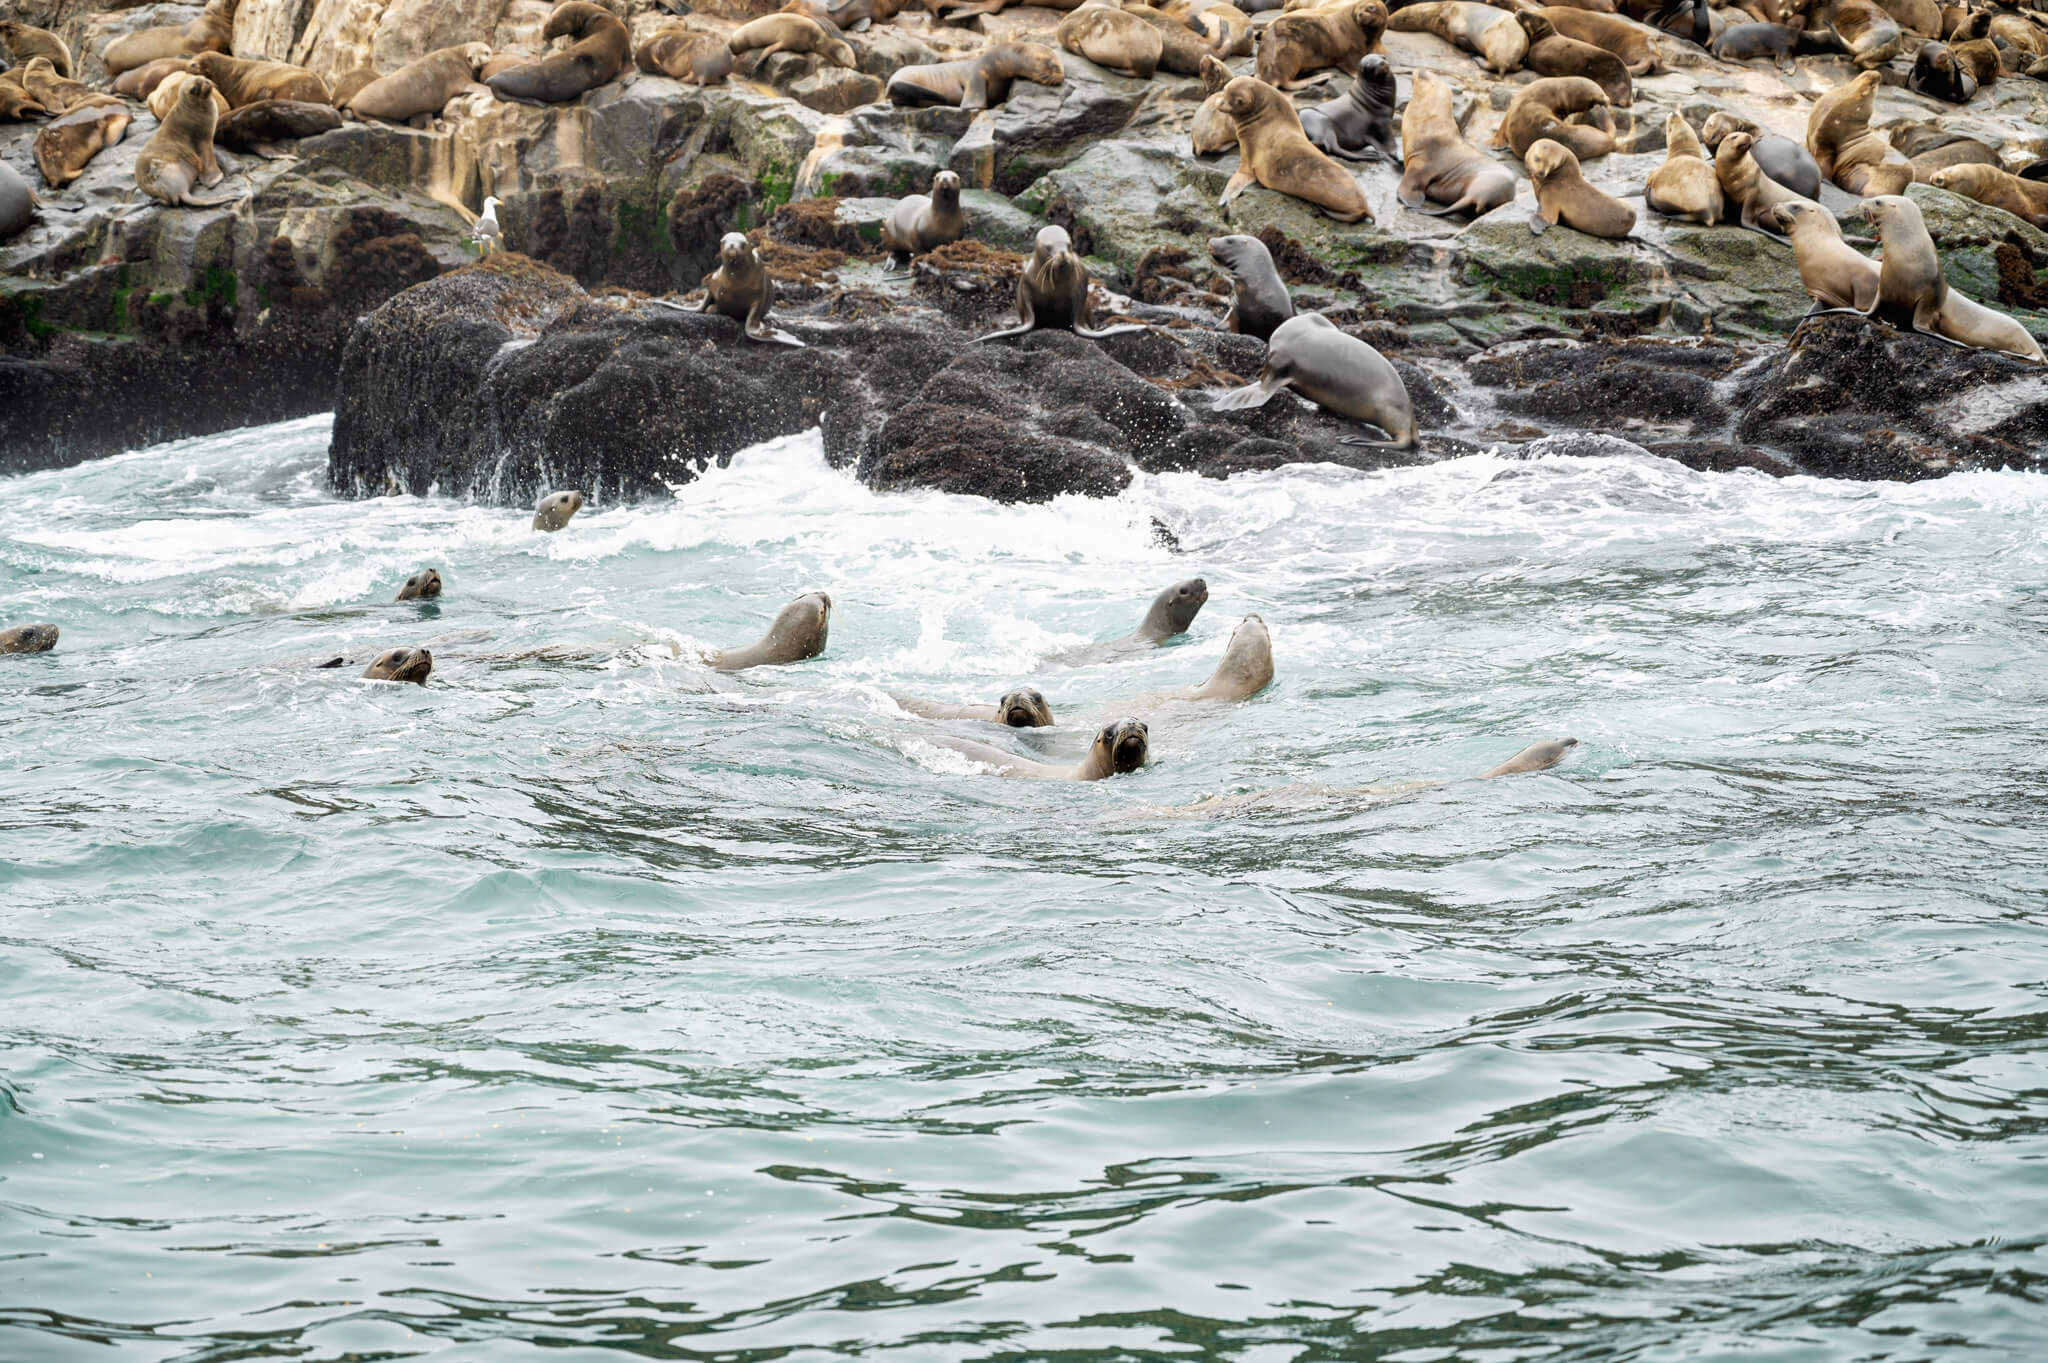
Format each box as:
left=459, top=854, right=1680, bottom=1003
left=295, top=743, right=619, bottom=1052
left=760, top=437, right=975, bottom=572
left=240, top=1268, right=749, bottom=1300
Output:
left=32, top=96, right=129, bottom=187
left=0, top=162, right=35, bottom=240
left=1909, top=39, right=1977, bottom=100
left=880, top=170, right=966, bottom=269
left=1807, top=71, right=1912, bottom=197
left=1118, top=2, right=1225, bottom=75
left=133, top=75, right=234, bottom=207
left=345, top=44, right=490, bottom=122
left=148, top=70, right=229, bottom=122
left=1497, top=75, right=1614, bottom=162
left=18, top=57, right=96, bottom=115
left=1297, top=53, right=1401, bottom=162
left=1644, top=110, right=1723, bottom=224
left=1258, top=0, right=1390, bottom=87
left=113, top=56, right=194, bottom=100
left=1056, top=0, right=1163, bottom=79
left=1158, top=614, right=1273, bottom=702
left=1761, top=199, right=1877, bottom=311
left=1191, top=52, right=1237, bottom=154
left=487, top=1, right=630, bottom=105
left=1397, top=72, right=1515, bottom=216
left=1874, top=0, right=1941, bottom=34
left=1930, top=163, right=2048, bottom=228
left=827, top=0, right=907, bottom=23
left=885, top=43, right=1064, bottom=108
left=1384, top=1, right=1527, bottom=72
left=0, top=79, right=48, bottom=123
left=1210, top=234, right=1294, bottom=340
left=894, top=688, right=1056, bottom=726
left=701, top=231, right=804, bottom=346
left=707, top=592, right=832, bottom=670
left=1817, top=0, right=1903, bottom=66
left=1052, top=578, right=1212, bottom=665
left=1713, top=130, right=1811, bottom=234
left=1187, top=1, right=1256, bottom=58
left=0, top=624, right=58, bottom=654
left=728, top=13, right=858, bottom=67
left=102, top=0, right=232, bottom=79
left=213, top=99, right=342, bottom=156
left=330, top=66, right=380, bottom=105
left=1213, top=313, right=1416, bottom=448
left=396, top=569, right=444, bottom=602
left=1526, top=137, right=1635, bottom=237
left=0, top=22, right=71, bottom=79
left=533, top=489, right=585, bottom=531
left=1854, top=193, right=1947, bottom=333
left=189, top=52, right=332, bottom=108
left=635, top=25, right=732, bottom=82
left=1535, top=7, right=1660, bottom=72
left=1699, top=111, right=1820, bottom=200
left=1906, top=137, right=1999, bottom=182
left=975, top=225, right=1147, bottom=341
left=937, top=718, right=1149, bottom=780
left=1217, top=75, right=1374, bottom=222
left=1933, top=287, right=2046, bottom=361
left=1519, top=12, right=1634, bottom=104
left=1479, top=738, right=1579, bottom=777
left=361, top=647, right=432, bottom=683
left=1710, top=20, right=1797, bottom=65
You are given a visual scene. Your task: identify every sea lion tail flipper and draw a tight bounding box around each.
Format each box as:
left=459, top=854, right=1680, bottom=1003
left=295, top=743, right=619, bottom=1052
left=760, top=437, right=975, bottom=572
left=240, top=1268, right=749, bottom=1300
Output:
left=751, top=323, right=807, bottom=347
left=1211, top=376, right=1288, bottom=411
left=1074, top=322, right=1148, bottom=339
left=973, top=322, right=1034, bottom=343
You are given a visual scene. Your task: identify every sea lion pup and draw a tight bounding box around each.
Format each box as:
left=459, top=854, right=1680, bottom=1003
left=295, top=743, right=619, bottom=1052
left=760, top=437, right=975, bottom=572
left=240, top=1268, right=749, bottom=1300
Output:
left=1518, top=12, right=1633, bottom=104
left=1397, top=72, right=1514, bottom=216
left=1210, top=234, right=1294, bottom=340
left=706, top=592, right=832, bottom=671
left=885, top=43, right=1064, bottom=108
left=487, top=1, right=631, bottom=105
left=1930, top=163, right=2048, bottom=229
left=0, top=624, right=59, bottom=654
left=1258, top=0, right=1390, bottom=88
left=894, top=688, right=1056, bottom=726
left=0, top=162, right=36, bottom=241
left=1535, top=7, right=1660, bottom=72
left=880, top=170, right=966, bottom=270
left=533, top=489, right=585, bottom=531
left=1213, top=313, right=1417, bottom=448
left=701, top=231, right=804, bottom=347
left=1909, top=39, right=1976, bottom=100
left=1699, top=111, right=1819, bottom=200
left=1645, top=110, right=1723, bottom=224
left=975, top=225, right=1147, bottom=341
left=345, top=44, right=490, bottom=122
left=102, top=0, right=232, bottom=79
left=189, top=53, right=332, bottom=108
left=1526, top=138, right=1635, bottom=237
left=133, top=75, right=235, bottom=207
left=1815, top=0, right=1903, bottom=67
left=728, top=13, right=858, bottom=68
left=1056, top=0, right=1163, bottom=79
left=396, top=569, right=444, bottom=602
left=0, top=22, right=72, bottom=79
left=149, top=71, right=229, bottom=122
left=1298, top=53, right=1401, bottom=162
left=1497, top=75, right=1614, bottom=161
left=938, top=718, right=1149, bottom=780
left=1807, top=71, right=1912, bottom=197
left=1762, top=200, right=1877, bottom=311
left=1715, top=130, right=1814, bottom=234
left=114, top=56, right=195, bottom=100
left=1710, top=20, right=1797, bottom=67
left=1191, top=53, right=1237, bottom=154
left=34, top=97, right=130, bottom=188
left=214, top=99, right=343, bottom=156
left=360, top=647, right=433, bottom=683
left=1216, top=75, right=1374, bottom=222
left=1384, top=1, right=1527, bottom=72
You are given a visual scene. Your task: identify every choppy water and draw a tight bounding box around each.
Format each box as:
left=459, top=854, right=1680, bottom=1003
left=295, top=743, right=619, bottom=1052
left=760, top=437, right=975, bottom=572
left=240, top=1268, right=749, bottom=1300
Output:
left=4, top=416, right=2048, bottom=1362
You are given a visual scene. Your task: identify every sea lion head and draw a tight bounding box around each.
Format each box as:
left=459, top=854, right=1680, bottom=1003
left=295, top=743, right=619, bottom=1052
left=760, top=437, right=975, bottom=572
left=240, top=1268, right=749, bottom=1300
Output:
left=1199, top=52, right=1231, bottom=93
left=766, top=591, right=832, bottom=660
left=363, top=646, right=433, bottom=684
left=463, top=42, right=494, bottom=74
left=1208, top=233, right=1271, bottom=276
left=1093, top=717, right=1150, bottom=775
left=1010, top=41, right=1064, bottom=84
left=930, top=169, right=961, bottom=207
left=1515, top=11, right=1557, bottom=42
left=397, top=568, right=443, bottom=601
left=1858, top=193, right=1921, bottom=237
left=533, top=488, right=585, bottom=531
left=718, top=230, right=754, bottom=267
left=1213, top=614, right=1274, bottom=695
left=1714, top=129, right=1756, bottom=176
left=1220, top=74, right=1269, bottom=121
left=823, top=35, right=857, bottom=68
left=0, top=623, right=59, bottom=654
left=1525, top=137, right=1574, bottom=182
left=1698, top=111, right=1749, bottom=149
left=179, top=74, right=220, bottom=116
left=998, top=687, right=1054, bottom=727
left=1145, top=576, right=1209, bottom=636
left=1929, top=163, right=1991, bottom=197
left=1032, top=223, right=1073, bottom=265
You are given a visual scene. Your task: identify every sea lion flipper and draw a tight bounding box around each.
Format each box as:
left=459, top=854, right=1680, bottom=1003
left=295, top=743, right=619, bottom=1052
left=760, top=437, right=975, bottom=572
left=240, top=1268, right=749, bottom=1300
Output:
left=1219, top=166, right=1254, bottom=207
left=1210, top=375, right=1288, bottom=411
left=1074, top=322, right=1147, bottom=339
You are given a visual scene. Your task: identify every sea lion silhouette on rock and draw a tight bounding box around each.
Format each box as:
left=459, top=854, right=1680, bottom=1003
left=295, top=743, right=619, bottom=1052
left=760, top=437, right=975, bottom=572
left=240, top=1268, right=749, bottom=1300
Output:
left=487, top=1, right=630, bottom=105
left=975, top=225, right=1146, bottom=341
left=1212, top=313, right=1417, bottom=449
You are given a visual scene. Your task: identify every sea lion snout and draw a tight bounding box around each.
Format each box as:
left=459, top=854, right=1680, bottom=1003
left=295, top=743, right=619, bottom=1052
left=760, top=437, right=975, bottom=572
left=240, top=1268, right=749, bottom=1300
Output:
left=1105, top=718, right=1149, bottom=772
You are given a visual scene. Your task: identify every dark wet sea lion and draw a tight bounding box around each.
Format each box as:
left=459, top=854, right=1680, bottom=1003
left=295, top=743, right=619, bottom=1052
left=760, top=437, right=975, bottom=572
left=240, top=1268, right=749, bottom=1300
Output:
left=487, top=1, right=630, bottom=105
left=33, top=97, right=129, bottom=187
left=1209, top=234, right=1293, bottom=341
left=534, top=489, right=585, bottom=531
left=880, top=170, right=966, bottom=269
left=1528, top=137, right=1635, bottom=237
left=1213, top=313, right=1416, bottom=448
left=940, top=717, right=1149, bottom=780
left=0, top=162, right=35, bottom=240
left=1297, top=53, right=1401, bottom=162
left=213, top=99, right=342, bottom=155
left=1397, top=73, right=1515, bottom=217
left=708, top=592, right=832, bottom=670
left=0, top=22, right=71, bottom=78
left=189, top=52, right=332, bottom=107
left=346, top=44, right=490, bottom=121
left=975, top=225, right=1146, bottom=342
left=1699, top=111, right=1820, bottom=201
left=0, top=623, right=59, bottom=654
left=1909, top=39, right=1978, bottom=100
left=396, top=569, right=444, bottom=602
left=885, top=42, right=1063, bottom=108
left=134, top=75, right=234, bottom=207
left=895, top=688, right=1056, bottom=726
left=701, top=231, right=803, bottom=346
left=1217, top=75, right=1373, bottom=222
left=1710, top=19, right=1796, bottom=65
left=361, top=647, right=433, bottom=683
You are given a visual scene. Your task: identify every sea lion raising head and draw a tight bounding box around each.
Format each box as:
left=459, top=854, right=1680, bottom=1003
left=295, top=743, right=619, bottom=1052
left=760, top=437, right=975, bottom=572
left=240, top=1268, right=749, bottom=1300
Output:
left=701, top=232, right=804, bottom=346
left=362, top=647, right=433, bottom=683
left=1209, top=234, right=1295, bottom=341
left=133, top=74, right=236, bottom=208
left=1136, top=577, right=1210, bottom=641
left=894, top=687, right=1057, bottom=726
left=938, top=717, right=1150, bottom=780
left=534, top=489, right=585, bottom=531
left=396, top=569, right=444, bottom=601
left=1297, top=53, right=1401, bottom=163
left=708, top=591, right=832, bottom=671
left=1168, top=614, right=1274, bottom=702
left=975, top=225, right=1146, bottom=342
left=0, top=624, right=59, bottom=654
left=880, top=170, right=966, bottom=270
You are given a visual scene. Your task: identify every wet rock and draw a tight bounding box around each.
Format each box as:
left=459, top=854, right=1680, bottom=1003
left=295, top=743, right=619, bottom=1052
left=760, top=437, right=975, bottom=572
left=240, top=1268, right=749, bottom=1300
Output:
left=1471, top=335, right=1745, bottom=434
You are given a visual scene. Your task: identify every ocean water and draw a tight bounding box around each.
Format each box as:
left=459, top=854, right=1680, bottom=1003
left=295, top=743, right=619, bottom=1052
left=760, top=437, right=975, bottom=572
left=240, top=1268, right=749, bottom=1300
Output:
left=3, top=416, right=2047, bottom=1362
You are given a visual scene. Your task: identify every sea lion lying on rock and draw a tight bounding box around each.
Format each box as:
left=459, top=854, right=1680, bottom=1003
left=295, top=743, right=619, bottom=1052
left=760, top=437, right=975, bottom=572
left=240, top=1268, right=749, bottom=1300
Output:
left=1536, top=7, right=1660, bottom=73
left=0, top=163, right=36, bottom=240
left=707, top=592, right=832, bottom=670
left=190, top=52, right=332, bottom=107
left=1386, top=0, right=1527, bottom=72
left=1497, top=75, right=1614, bottom=160
left=346, top=44, right=490, bottom=122
left=0, top=22, right=71, bottom=79
left=1258, top=0, right=1389, bottom=87
left=1057, top=0, right=1163, bottom=79
left=113, top=56, right=194, bottom=100
left=729, top=14, right=858, bottom=68
left=1213, top=313, right=1417, bottom=450
left=0, top=76, right=49, bottom=122
left=213, top=99, right=342, bottom=156
left=102, top=0, right=232, bottom=79
left=1930, top=163, right=2048, bottom=228
left=886, top=42, right=1064, bottom=107
left=1908, top=40, right=1977, bottom=101
left=149, top=71, right=228, bottom=121
left=1518, top=11, right=1634, bottom=104
left=635, top=25, right=735, bottom=83
left=33, top=96, right=129, bottom=187
left=487, top=1, right=630, bottom=105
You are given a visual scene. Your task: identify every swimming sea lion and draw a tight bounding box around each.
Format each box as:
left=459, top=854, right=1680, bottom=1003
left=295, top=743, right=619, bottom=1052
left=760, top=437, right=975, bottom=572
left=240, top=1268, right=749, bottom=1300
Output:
left=1385, top=0, right=1527, bottom=71
left=534, top=489, right=585, bottom=531
left=487, top=1, right=631, bottom=105
left=1213, top=313, right=1416, bottom=448
left=396, top=569, right=444, bottom=602
left=1761, top=199, right=1877, bottom=311
left=1478, top=737, right=1578, bottom=777
left=1535, top=7, right=1660, bottom=72
left=1713, top=130, right=1814, bottom=233
left=885, top=43, right=1064, bottom=108
left=1498, top=75, right=1614, bottom=161
left=1518, top=12, right=1634, bottom=104
left=1258, top=0, right=1389, bottom=87
left=0, top=623, right=58, bottom=654
left=0, top=162, right=35, bottom=240
left=894, top=688, right=1056, bottom=726
left=0, top=22, right=71, bottom=79
left=1930, top=163, right=2048, bottom=229
left=1396, top=72, right=1515, bottom=216
left=938, top=717, right=1149, bottom=780
left=1053, top=577, right=1212, bottom=665
left=113, top=56, right=194, bottom=100
left=1807, top=71, right=1912, bottom=197
left=701, top=231, right=804, bottom=347
left=1710, top=20, right=1797, bottom=65
left=148, top=71, right=229, bottom=122
left=1159, top=614, right=1273, bottom=701
left=1909, top=38, right=1976, bottom=100
left=361, top=647, right=433, bottom=683
left=102, top=0, right=232, bottom=79
left=1644, top=110, right=1723, bottom=224
left=33, top=97, right=129, bottom=187
left=345, top=44, right=490, bottom=122
left=134, top=75, right=234, bottom=207
left=1526, top=138, right=1635, bottom=237
left=1699, top=111, right=1820, bottom=200
left=707, top=591, right=832, bottom=670
left=1210, top=234, right=1294, bottom=340
left=1297, top=53, right=1401, bottom=162
left=729, top=13, right=858, bottom=68
left=975, top=225, right=1147, bottom=342
left=213, top=99, right=342, bottom=156
left=1191, top=52, right=1237, bottom=155
left=1217, top=75, right=1374, bottom=222
left=881, top=170, right=966, bottom=269
left=1056, top=0, right=1163, bottom=79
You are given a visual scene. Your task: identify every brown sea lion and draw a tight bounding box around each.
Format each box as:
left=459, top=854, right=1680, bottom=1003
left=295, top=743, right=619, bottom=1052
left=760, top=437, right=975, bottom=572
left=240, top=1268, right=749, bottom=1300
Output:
left=1217, top=74, right=1373, bottom=221
left=1807, top=70, right=1912, bottom=196
left=1497, top=75, right=1614, bottom=161
left=1258, top=0, right=1389, bottom=87
left=1211, top=234, right=1295, bottom=340
left=1761, top=199, right=1877, bottom=311
left=1699, top=111, right=1821, bottom=200
left=707, top=592, right=832, bottom=670
left=1191, top=52, right=1237, bottom=154
left=1156, top=614, right=1274, bottom=702
left=1713, top=130, right=1811, bottom=234
left=1527, top=137, right=1634, bottom=237
left=1536, top=7, right=1660, bottom=73
left=214, top=99, right=342, bottom=155
left=533, top=490, right=584, bottom=531
left=636, top=24, right=712, bottom=77
left=1056, top=0, right=1163, bottom=78
left=1856, top=193, right=1947, bottom=332
left=881, top=170, right=966, bottom=269
left=477, top=53, right=529, bottom=81
left=0, top=624, right=59, bottom=654
left=975, top=225, right=1147, bottom=341
left=32, top=96, right=130, bottom=188
left=1906, top=136, right=1998, bottom=181
left=1297, top=53, right=1401, bottom=162
left=113, top=56, right=194, bottom=100
left=189, top=52, right=332, bottom=108
left=1909, top=39, right=1977, bottom=101
left=18, top=58, right=97, bottom=115
left=1873, top=0, right=1940, bottom=34
left=1518, top=12, right=1633, bottom=103
left=700, top=231, right=803, bottom=346
left=894, top=689, right=1056, bottom=726
left=148, top=70, right=229, bottom=121
left=396, top=569, right=443, bottom=602
left=102, top=0, right=233, bottom=79
left=330, top=66, right=380, bottom=105
left=729, top=13, right=858, bottom=67
left=487, top=1, right=630, bottom=105
left=937, top=717, right=1149, bottom=780
left=1397, top=72, right=1515, bottom=216
left=1951, top=35, right=2003, bottom=86
left=1930, top=163, right=2048, bottom=228
left=361, top=647, right=432, bottom=683
left=885, top=43, right=1064, bottom=108
left=1934, top=288, right=2045, bottom=360
left=133, top=74, right=234, bottom=207
left=1212, top=314, right=1417, bottom=447
left=1817, top=0, right=1903, bottom=67
left=1385, top=0, right=1527, bottom=72
left=0, top=22, right=71, bottom=79
left=1645, top=111, right=1723, bottom=223
left=0, top=79, right=48, bottom=123
left=346, top=44, right=489, bottom=122
left=1119, top=3, right=1228, bottom=74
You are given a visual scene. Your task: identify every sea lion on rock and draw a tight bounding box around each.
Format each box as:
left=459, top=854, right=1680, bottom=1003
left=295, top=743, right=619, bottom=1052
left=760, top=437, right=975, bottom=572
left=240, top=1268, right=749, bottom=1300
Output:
left=1699, top=111, right=1819, bottom=200
left=1498, top=75, right=1614, bottom=161
left=976, top=225, right=1146, bottom=341
left=1909, top=39, right=1976, bottom=100
left=0, top=624, right=58, bottom=654
left=487, top=1, right=630, bottom=105
left=18, top=58, right=96, bottom=115
left=938, top=718, right=1149, bottom=780
left=886, top=42, right=1063, bottom=108
left=396, top=569, right=444, bottom=602
left=1213, top=313, right=1416, bottom=448
left=1714, top=130, right=1812, bottom=235
left=361, top=648, right=432, bottom=684
left=1930, top=163, right=2048, bottom=228
left=1527, top=137, right=1635, bottom=237
left=1807, top=70, right=1912, bottom=197
left=1297, top=53, right=1401, bottom=161
left=1645, top=110, right=1723, bottom=223
left=103, top=0, right=232, bottom=79
left=1397, top=72, right=1514, bottom=216
left=1519, top=12, right=1634, bottom=103
left=149, top=71, right=228, bottom=121
left=1816, top=0, right=1903, bottom=67
left=1536, top=7, right=1660, bottom=72
left=1906, top=137, right=1998, bottom=182
left=0, top=79, right=48, bottom=123
left=114, top=56, right=194, bottom=100
left=881, top=170, right=966, bottom=269
left=330, top=66, right=379, bottom=105
left=1191, top=53, right=1237, bottom=154
left=1120, top=3, right=1228, bottom=75
left=701, top=231, right=804, bottom=346
left=1258, top=0, right=1389, bottom=87
left=1710, top=20, right=1797, bottom=66
left=189, top=52, right=332, bottom=108
left=1385, top=1, right=1527, bottom=71
left=346, top=44, right=490, bottom=122
left=133, top=75, right=234, bottom=207
left=0, top=162, right=35, bottom=240
left=0, top=22, right=71, bottom=79
left=894, top=688, right=1056, bottom=726
left=729, top=13, right=858, bottom=67
left=1844, top=194, right=2042, bottom=360
left=213, top=99, right=342, bottom=156
left=1056, top=0, right=1163, bottom=79
left=33, top=97, right=129, bottom=188
left=1218, top=75, right=1374, bottom=221
left=635, top=25, right=733, bottom=83
left=1210, top=234, right=1294, bottom=340
left=534, top=489, right=585, bottom=531
left=707, top=592, right=831, bottom=670
left=1933, top=288, right=2045, bottom=361
left=1761, top=199, right=1877, bottom=311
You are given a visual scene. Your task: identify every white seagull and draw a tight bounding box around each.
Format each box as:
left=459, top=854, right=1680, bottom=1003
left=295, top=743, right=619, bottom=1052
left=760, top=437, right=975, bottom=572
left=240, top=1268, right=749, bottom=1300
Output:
left=473, top=196, right=502, bottom=258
